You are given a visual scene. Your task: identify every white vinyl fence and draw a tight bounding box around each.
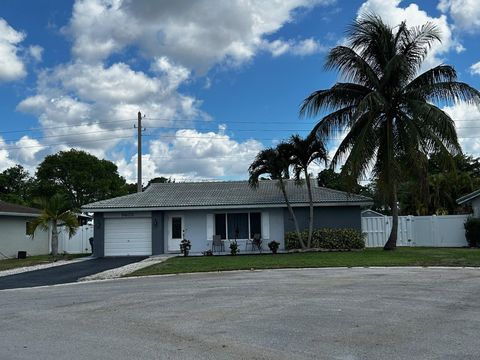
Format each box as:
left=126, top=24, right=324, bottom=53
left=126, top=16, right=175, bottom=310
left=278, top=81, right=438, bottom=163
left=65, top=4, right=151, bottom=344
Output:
left=58, top=224, right=94, bottom=254
left=362, top=215, right=470, bottom=247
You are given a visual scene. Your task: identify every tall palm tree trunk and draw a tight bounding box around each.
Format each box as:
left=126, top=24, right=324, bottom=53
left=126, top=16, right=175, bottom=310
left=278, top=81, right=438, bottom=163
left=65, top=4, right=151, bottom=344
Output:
left=51, top=220, right=59, bottom=257
left=279, top=179, right=306, bottom=249
left=384, top=186, right=398, bottom=250
left=305, top=171, right=314, bottom=248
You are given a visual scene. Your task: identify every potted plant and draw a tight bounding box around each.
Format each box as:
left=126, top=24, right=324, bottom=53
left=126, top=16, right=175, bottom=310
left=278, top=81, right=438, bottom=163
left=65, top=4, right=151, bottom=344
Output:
left=229, top=240, right=239, bottom=256
left=180, top=239, right=192, bottom=256
left=268, top=240, right=280, bottom=254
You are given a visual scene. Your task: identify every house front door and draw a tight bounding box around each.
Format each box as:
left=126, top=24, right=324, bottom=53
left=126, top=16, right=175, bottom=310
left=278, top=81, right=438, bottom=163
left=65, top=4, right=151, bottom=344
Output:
left=168, top=215, right=184, bottom=252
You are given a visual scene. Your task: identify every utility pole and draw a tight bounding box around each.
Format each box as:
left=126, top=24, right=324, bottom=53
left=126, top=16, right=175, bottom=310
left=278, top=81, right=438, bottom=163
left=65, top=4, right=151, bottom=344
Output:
left=137, top=111, right=142, bottom=193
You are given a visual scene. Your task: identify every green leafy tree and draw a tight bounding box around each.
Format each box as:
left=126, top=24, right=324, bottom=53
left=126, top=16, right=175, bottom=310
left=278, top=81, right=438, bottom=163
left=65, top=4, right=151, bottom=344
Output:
left=398, top=153, right=480, bottom=215
left=29, top=194, right=79, bottom=257
left=300, top=14, right=480, bottom=249
left=34, top=149, right=131, bottom=210
left=0, top=165, right=34, bottom=205
left=248, top=146, right=306, bottom=249
left=282, top=134, right=328, bottom=248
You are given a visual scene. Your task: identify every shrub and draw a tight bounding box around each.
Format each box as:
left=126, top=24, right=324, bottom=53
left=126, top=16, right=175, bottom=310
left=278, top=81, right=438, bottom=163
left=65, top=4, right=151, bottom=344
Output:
left=284, top=228, right=365, bottom=250
left=464, top=217, right=480, bottom=247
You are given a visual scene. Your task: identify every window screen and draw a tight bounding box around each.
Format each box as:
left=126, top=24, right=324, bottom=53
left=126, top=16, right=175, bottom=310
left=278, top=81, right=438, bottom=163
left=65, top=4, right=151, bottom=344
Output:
left=227, top=213, right=249, bottom=239
left=249, top=212, right=261, bottom=238
left=215, top=213, right=227, bottom=240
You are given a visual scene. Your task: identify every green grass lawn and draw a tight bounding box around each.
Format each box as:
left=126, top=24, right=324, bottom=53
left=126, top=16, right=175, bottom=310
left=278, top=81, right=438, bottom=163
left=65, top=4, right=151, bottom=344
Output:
left=0, top=253, right=90, bottom=272
left=129, top=248, right=480, bottom=276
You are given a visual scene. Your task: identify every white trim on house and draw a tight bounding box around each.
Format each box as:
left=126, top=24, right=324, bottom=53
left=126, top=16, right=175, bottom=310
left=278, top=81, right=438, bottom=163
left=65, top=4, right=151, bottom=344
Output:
left=86, top=201, right=373, bottom=213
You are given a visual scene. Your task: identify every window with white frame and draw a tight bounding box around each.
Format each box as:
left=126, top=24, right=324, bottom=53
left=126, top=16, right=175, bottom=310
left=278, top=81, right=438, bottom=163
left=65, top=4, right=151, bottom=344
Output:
left=214, top=212, right=261, bottom=240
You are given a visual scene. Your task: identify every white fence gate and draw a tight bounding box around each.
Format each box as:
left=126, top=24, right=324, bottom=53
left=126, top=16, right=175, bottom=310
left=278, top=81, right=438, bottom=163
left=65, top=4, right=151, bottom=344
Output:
left=362, top=215, right=469, bottom=247
left=58, top=224, right=94, bottom=254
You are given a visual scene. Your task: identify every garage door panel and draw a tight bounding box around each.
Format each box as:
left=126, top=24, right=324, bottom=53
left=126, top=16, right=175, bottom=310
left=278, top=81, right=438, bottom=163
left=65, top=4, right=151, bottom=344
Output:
left=104, top=218, right=152, bottom=256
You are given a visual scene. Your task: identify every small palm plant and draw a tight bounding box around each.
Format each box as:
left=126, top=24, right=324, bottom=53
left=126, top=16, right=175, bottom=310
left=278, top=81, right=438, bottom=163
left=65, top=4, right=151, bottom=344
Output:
left=249, top=146, right=306, bottom=249
left=281, top=134, right=328, bottom=248
left=28, top=193, right=79, bottom=257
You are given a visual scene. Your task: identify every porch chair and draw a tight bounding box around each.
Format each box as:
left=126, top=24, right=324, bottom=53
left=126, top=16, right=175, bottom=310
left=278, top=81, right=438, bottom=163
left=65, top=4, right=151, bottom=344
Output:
left=211, top=234, right=224, bottom=253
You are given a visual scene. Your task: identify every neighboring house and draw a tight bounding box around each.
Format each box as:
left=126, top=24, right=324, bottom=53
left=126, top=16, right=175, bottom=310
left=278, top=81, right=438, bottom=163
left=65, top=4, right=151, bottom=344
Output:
left=82, top=180, right=372, bottom=257
left=0, top=200, right=49, bottom=258
left=361, top=209, right=385, bottom=217
left=457, top=189, right=480, bottom=217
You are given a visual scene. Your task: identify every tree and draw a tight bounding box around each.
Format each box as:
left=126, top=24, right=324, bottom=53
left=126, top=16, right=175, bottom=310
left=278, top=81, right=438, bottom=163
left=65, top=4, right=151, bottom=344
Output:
left=0, top=165, right=34, bottom=205
left=28, top=194, right=79, bottom=257
left=282, top=134, right=328, bottom=248
left=300, top=14, right=480, bottom=249
left=34, top=149, right=131, bottom=210
left=398, top=153, right=480, bottom=215
left=248, top=146, right=306, bottom=249
left=145, top=176, right=174, bottom=189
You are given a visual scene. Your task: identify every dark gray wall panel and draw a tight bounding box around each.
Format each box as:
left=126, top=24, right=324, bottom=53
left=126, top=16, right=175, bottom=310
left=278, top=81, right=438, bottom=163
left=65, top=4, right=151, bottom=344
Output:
left=93, top=212, right=104, bottom=257
left=284, top=206, right=362, bottom=232
left=152, top=211, right=164, bottom=255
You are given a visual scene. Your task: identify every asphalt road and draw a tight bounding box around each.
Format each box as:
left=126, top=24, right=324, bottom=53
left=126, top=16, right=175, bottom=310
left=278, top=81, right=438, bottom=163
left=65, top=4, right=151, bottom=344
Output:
left=1, top=267, right=480, bottom=360
left=0, top=257, right=145, bottom=290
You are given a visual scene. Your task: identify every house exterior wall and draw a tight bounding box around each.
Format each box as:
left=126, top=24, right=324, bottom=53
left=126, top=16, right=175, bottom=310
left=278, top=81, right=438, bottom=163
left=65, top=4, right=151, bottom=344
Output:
left=284, top=206, right=362, bottom=233
left=163, top=208, right=285, bottom=253
left=472, top=198, right=480, bottom=217
left=0, top=216, right=49, bottom=258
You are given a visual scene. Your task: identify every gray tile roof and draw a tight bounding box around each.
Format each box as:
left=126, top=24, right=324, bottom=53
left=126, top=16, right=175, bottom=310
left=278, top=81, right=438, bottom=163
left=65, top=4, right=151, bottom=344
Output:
left=83, top=180, right=372, bottom=211
left=0, top=200, right=41, bottom=216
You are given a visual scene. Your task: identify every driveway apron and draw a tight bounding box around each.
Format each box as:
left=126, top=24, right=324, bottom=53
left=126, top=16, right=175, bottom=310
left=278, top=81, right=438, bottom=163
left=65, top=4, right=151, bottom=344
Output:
left=0, top=257, right=146, bottom=290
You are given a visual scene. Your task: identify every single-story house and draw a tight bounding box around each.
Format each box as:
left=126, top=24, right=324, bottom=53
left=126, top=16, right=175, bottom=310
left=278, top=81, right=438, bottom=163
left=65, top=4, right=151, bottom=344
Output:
left=82, top=180, right=372, bottom=257
left=457, top=189, right=480, bottom=216
left=0, top=200, right=50, bottom=258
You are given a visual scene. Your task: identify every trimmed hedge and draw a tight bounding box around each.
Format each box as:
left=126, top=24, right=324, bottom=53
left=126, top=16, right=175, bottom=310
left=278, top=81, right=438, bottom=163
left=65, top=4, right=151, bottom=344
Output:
left=464, top=217, right=480, bottom=247
left=285, top=228, right=366, bottom=250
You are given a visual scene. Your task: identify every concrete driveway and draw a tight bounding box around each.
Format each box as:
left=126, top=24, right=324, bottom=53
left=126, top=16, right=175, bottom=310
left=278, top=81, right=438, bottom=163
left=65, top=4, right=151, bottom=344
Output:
left=1, top=267, right=480, bottom=360
left=0, top=257, right=145, bottom=290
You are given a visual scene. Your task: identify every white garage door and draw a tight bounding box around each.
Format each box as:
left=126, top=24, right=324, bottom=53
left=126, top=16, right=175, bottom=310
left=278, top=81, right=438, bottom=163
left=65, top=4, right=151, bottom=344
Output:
left=104, top=217, right=152, bottom=256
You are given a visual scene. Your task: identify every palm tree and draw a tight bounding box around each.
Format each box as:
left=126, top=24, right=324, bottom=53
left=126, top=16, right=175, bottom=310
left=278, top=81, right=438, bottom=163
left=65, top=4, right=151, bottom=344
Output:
left=248, top=146, right=306, bottom=249
left=282, top=134, right=328, bottom=248
left=29, top=193, right=79, bottom=257
left=300, top=14, right=480, bottom=250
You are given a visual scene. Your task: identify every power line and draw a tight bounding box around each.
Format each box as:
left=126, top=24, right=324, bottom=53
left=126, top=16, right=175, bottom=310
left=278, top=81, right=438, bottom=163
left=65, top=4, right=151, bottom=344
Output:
left=1, top=116, right=480, bottom=135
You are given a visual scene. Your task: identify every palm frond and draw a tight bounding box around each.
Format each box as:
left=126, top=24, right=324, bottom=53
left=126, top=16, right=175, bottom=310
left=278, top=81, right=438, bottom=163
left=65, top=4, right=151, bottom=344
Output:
left=300, top=83, right=371, bottom=118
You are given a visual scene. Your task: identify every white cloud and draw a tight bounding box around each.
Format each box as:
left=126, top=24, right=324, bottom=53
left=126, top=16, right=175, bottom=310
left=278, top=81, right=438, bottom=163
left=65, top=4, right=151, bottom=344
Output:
left=265, top=37, right=326, bottom=57
left=438, top=0, right=480, bottom=32
left=66, top=0, right=334, bottom=72
left=470, top=61, right=480, bottom=75
left=442, top=103, right=480, bottom=156
left=0, top=18, right=27, bottom=82
left=0, top=137, right=15, bottom=171
left=12, top=136, right=45, bottom=162
left=28, top=45, right=44, bottom=62
left=358, top=0, right=456, bottom=70
left=116, top=126, right=264, bottom=183
left=17, top=59, right=203, bottom=158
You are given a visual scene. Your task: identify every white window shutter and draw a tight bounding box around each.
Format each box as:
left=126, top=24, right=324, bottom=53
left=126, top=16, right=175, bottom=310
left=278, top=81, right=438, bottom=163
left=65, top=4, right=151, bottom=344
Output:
left=261, top=211, right=270, bottom=240
left=206, top=214, right=214, bottom=241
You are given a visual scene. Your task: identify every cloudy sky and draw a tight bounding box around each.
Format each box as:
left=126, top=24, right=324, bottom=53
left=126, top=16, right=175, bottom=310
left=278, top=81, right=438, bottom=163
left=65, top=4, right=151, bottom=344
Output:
left=0, top=0, right=479, bottom=184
